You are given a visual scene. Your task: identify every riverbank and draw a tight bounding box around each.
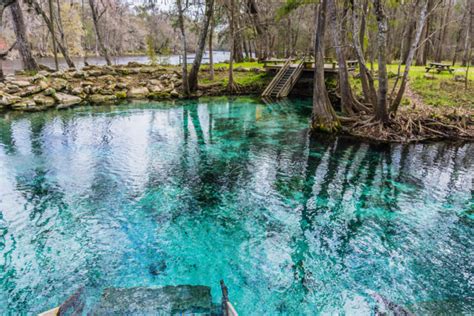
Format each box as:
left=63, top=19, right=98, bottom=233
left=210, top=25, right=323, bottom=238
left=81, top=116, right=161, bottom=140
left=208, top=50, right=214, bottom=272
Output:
left=0, top=62, right=472, bottom=143
left=0, top=62, right=268, bottom=113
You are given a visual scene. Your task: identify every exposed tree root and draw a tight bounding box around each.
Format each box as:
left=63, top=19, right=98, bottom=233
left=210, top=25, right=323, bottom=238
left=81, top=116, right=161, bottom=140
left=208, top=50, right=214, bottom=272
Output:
left=338, top=83, right=474, bottom=142
left=343, top=105, right=473, bottom=142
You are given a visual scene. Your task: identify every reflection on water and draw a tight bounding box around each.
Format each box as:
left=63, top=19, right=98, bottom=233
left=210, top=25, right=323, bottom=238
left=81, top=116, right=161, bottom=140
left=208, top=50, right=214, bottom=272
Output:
left=0, top=97, right=472, bottom=314
left=2, top=51, right=230, bottom=74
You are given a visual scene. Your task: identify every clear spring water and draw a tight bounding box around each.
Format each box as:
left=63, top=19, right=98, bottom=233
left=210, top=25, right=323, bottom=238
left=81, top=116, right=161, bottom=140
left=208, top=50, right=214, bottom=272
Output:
left=0, top=97, right=472, bottom=315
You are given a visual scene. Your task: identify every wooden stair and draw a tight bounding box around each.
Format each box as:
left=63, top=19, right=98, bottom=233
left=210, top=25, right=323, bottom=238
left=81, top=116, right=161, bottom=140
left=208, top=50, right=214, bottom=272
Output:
left=261, top=58, right=305, bottom=98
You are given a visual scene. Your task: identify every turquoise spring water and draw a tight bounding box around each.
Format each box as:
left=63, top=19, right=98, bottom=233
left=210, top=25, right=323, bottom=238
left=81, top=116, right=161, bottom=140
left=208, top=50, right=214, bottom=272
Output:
left=0, top=97, right=472, bottom=314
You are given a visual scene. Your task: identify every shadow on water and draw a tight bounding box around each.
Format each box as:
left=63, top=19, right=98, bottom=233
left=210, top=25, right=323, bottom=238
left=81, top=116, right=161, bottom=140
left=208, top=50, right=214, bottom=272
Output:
left=0, top=97, right=472, bottom=314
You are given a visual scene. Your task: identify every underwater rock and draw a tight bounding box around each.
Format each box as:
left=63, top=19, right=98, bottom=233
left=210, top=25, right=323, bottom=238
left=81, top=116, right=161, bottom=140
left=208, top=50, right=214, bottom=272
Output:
left=148, top=260, right=167, bottom=276
left=91, top=285, right=213, bottom=315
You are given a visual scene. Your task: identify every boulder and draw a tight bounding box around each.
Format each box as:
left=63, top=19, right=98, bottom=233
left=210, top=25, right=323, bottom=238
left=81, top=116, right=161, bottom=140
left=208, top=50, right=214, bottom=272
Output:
left=170, top=89, right=179, bottom=97
left=89, top=94, right=117, bottom=104
left=0, top=93, right=21, bottom=106
left=31, top=74, right=46, bottom=83
left=116, top=82, right=128, bottom=89
left=148, top=84, right=164, bottom=93
left=51, top=78, right=68, bottom=91
left=50, top=70, right=65, bottom=78
left=33, top=95, right=56, bottom=107
left=97, top=75, right=115, bottom=83
left=72, top=71, right=88, bottom=79
left=71, top=86, right=84, bottom=95
left=5, top=85, right=20, bottom=94
left=43, top=88, right=56, bottom=96
left=127, top=86, right=149, bottom=98
left=18, top=85, right=43, bottom=97
left=10, top=80, right=31, bottom=87
left=115, top=91, right=127, bottom=99
left=454, top=75, right=466, bottom=82
left=54, top=92, right=82, bottom=109
left=11, top=99, right=39, bottom=111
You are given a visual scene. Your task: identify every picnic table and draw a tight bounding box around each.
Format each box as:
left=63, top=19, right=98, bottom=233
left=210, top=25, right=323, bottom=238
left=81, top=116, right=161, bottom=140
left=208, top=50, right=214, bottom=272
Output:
left=261, top=58, right=294, bottom=67
left=347, top=60, right=359, bottom=68
left=425, top=62, right=454, bottom=73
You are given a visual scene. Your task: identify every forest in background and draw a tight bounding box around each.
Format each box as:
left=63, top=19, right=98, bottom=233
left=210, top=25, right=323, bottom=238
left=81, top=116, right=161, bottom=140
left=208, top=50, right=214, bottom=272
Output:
left=0, top=0, right=472, bottom=142
left=0, top=0, right=471, bottom=65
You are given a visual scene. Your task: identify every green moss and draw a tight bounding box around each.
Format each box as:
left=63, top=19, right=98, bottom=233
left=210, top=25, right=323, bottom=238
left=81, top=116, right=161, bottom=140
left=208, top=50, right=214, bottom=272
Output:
left=115, top=91, right=127, bottom=99
left=148, top=92, right=171, bottom=100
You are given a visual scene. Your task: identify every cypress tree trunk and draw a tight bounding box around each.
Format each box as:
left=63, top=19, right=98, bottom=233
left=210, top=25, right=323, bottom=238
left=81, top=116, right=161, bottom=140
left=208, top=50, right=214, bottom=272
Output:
left=188, top=0, right=214, bottom=92
left=209, top=12, right=214, bottom=81
left=89, top=0, right=112, bottom=66
left=227, top=0, right=236, bottom=92
left=176, top=0, right=189, bottom=96
left=311, top=0, right=340, bottom=132
left=10, top=0, right=38, bottom=72
left=390, top=1, right=428, bottom=114
left=374, top=0, right=389, bottom=123
left=25, top=0, right=75, bottom=68
left=327, top=0, right=366, bottom=115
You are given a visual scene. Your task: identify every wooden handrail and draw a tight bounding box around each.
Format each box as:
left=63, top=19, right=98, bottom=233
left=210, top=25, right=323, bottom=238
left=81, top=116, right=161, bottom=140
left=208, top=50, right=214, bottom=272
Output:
left=261, top=57, right=292, bottom=97
left=277, top=58, right=305, bottom=97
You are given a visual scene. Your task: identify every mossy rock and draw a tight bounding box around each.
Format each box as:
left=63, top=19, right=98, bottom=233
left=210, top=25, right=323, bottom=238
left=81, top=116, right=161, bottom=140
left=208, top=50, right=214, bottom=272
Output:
left=115, top=91, right=128, bottom=99
left=148, top=92, right=171, bottom=100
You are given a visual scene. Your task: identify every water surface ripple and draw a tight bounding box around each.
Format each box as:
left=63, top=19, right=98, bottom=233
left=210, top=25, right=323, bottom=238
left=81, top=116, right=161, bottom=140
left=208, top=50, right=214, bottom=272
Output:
left=0, top=97, right=472, bottom=314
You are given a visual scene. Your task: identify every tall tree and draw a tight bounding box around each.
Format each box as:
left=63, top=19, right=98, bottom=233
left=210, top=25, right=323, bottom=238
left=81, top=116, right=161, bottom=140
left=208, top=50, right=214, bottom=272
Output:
left=48, top=0, right=58, bottom=69
left=390, top=1, right=428, bottom=113
left=89, top=0, right=112, bottom=65
left=176, top=0, right=189, bottom=96
left=311, top=0, right=340, bottom=132
left=227, top=0, right=237, bottom=92
left=188, top=0, right=214, bottom=92
left=10, top=0, right=38, bottom=72
left=373, top=0, right=389, bottom=123
left=0, top=0, right=15, bottom=80
left=327, top=0, right=366, bottom=115
left=25, top=0, right=75, bottom=68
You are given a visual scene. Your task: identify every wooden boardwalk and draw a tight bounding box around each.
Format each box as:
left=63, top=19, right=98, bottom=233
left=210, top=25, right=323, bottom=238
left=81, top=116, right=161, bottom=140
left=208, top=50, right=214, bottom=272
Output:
left=261, top=58, right=358, bottom=98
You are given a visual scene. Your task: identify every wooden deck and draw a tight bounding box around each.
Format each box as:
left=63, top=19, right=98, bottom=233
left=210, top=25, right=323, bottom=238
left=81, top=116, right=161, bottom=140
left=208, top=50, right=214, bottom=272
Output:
left=264, top=63, right=356, bottom=73
left=260, top=58, right=358, bottom=98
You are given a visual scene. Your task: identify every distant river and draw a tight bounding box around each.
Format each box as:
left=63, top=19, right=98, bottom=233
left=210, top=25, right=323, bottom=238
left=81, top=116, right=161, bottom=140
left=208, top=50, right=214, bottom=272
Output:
left=1, top=51, right=231, bottom=74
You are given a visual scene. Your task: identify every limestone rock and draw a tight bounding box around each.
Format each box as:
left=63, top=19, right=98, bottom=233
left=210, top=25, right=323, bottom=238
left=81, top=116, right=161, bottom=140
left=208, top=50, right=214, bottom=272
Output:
left=10, top=80, right=31, bottom=87
left=11, top=99, right=39, bottom=111
left=54, top=93, right=82, bottom=109
left=33, top=95, right=56, bottom=107
left=148, top=84, right=164, bottom=93
left=71, top=86, right=84, bottom=95
left=128, top=87, right=149, bottom=98
left=6, top=85, right=20, bottom=94
left=43, top=88, right=56, bottom=96
left=91, top=286, right=212, bottom=315
left=170, top=89, right=179, bottom=97
left=115, top=91, right=127, bottom=99
left=51, top=78, right=68, bottom=91
left=424, top=73, right=436, bottom=80
left=116, top=82, right=128, bottom=90
left=18, top=85, right=43, bottom=97
left=89, top=94, right=117, bottom=104
left=0, top=93, right=21, bottom=106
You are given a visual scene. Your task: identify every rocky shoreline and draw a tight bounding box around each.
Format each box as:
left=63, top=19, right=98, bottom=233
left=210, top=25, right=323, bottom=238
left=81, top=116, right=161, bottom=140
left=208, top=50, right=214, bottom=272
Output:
left=0, top=63, right=264, bottom=112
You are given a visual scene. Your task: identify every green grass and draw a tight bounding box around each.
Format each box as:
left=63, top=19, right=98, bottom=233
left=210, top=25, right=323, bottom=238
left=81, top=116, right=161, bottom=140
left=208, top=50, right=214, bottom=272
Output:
left=350, top=63, right=473, bottom=109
